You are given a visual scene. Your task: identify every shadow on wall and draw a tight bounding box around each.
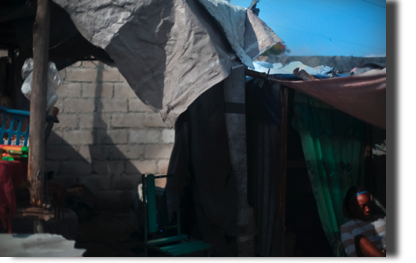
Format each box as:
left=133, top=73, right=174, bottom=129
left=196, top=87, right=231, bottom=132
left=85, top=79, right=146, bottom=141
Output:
left=45, top=61, right=171, bottom=210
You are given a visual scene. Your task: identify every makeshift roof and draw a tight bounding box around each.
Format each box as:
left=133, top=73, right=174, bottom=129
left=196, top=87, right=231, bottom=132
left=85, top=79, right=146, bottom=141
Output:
left=1, top=0, right=282, bottom=127
left=0, top=0, right=114, bottom=69
left=246, top=68, right=386, bottom=130
left=50, top=0, right=281, bottom=127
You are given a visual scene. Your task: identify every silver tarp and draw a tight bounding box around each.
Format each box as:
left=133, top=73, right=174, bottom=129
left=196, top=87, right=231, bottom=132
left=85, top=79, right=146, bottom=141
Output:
left=52, top=0, right=281, bottom=126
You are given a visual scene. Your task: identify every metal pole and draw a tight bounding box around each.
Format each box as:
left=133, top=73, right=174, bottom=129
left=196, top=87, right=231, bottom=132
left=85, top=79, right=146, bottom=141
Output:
left=28, top=0, right=50, bottom=208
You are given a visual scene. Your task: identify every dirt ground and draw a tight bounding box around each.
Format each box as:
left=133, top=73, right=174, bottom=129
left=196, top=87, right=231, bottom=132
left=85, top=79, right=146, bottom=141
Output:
left=74, top=211, right=146, bottom=257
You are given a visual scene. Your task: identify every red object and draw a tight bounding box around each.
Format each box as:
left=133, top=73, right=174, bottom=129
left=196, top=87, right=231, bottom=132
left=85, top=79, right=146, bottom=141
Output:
left=0, top=160, right=28, bottom=233
left=245, top=69, right=386, bottom=130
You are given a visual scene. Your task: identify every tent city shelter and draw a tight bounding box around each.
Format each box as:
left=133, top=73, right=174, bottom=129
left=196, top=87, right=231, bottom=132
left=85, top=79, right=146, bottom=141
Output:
left=0, top=0, right=385, bottom=257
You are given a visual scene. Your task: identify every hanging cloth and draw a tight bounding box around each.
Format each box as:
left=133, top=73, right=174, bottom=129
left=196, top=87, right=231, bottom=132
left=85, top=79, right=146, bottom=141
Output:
left=292, top=91, right=366, bottom=256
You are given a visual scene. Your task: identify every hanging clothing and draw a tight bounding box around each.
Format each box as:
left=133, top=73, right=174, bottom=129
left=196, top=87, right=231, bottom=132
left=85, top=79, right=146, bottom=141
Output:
left=246, top=118, right=283, bottom=256
left=165, top=82, right=239, bottom=256
left=292, top=91, right=367, bottom=256
left=245, top=79, right=286, bottom=256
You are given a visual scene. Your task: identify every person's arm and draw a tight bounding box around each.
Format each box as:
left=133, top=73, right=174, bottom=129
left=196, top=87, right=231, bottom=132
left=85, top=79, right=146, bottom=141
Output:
left=354, top=235, right=386, bottom=257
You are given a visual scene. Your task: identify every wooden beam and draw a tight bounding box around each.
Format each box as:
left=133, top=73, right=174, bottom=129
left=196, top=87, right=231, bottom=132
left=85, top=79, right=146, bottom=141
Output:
left=364, top=124, right=373, bottom=192
left=276, top=85, right=288, bottom=256
left=28, top=0, right=50, bottom=207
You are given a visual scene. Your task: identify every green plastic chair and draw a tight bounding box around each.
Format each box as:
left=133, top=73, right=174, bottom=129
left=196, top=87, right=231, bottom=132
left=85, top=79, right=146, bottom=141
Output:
left=142, top=174, right=212, bottom=257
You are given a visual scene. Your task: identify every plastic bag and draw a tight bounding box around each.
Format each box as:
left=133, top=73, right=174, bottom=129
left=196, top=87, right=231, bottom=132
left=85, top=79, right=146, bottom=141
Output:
left=21, top=58, right=62, bottom=110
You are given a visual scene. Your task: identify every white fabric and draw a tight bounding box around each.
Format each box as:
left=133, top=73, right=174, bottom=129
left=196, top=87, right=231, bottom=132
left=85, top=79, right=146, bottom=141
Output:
left=0, top=234, right=85, bottom=256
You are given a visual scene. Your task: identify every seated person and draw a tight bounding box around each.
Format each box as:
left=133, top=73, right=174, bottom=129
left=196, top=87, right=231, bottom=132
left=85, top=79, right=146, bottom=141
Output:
left=340, top=186, right=386, bottom=257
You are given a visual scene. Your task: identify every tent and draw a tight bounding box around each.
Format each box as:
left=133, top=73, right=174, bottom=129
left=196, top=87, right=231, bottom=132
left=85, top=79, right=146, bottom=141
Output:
left=243, top=64, right=386, bottom=256
left=0, top=0, right=283, bottom=257
left=0, top=0, right=386, bottom=257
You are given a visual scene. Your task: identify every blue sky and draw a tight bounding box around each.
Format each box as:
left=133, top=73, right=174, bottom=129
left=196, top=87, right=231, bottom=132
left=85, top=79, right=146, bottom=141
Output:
left=231, top=0, right=386, bottom=57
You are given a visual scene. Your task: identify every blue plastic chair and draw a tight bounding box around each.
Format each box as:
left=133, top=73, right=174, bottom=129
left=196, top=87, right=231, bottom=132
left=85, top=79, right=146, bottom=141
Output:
left=142, top=174, right=212, bottom=257
left=0, top=106, right=58, bottom=146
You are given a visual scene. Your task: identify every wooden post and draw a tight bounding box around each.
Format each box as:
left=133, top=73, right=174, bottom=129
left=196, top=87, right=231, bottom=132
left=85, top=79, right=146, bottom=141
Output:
left=28, top=0, right=50, bottom=208
left=364, top=124, right=373, bottom=192
left=276, top=85, right=288, bottom=256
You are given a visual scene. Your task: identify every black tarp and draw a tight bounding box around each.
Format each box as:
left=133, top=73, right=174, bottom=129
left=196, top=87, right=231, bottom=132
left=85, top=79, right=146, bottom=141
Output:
left=165, top=82, right=239, bottom=256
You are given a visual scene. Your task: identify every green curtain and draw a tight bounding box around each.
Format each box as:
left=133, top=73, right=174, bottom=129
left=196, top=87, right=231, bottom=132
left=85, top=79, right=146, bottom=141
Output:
left=292, top=91, right=366, bottom=256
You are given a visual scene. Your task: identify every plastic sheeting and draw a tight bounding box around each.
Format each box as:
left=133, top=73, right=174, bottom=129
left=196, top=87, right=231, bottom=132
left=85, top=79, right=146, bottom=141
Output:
left=274, top=71, right=386, bottom=130
left=52, top=0, right=281, bottom=127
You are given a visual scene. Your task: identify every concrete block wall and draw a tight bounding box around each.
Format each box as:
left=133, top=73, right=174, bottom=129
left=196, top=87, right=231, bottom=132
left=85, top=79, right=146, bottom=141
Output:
left=45, top=61, right=174, bottom=210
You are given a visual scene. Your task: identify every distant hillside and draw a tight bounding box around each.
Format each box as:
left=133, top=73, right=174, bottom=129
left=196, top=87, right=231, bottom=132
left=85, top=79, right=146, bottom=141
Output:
left=255, top=55, right=386, bottom=73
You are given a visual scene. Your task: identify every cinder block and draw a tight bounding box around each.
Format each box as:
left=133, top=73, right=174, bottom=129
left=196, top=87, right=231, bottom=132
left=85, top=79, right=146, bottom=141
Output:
left=113, top=145, right=145, bottom=160
left=145, top=144, right=174, bottom=159
left=112, top=175, right=141, bottom=190
left=60, top=161, right=92, bottom=175
left=98, top=99, right=128, bottom=112
left=95, top=130, right=128, bottom=144
left=45, top=161, right=60, bottom=175
left=55, top=114, right=78, bottom=129
left=47, top=131, right=63, bottom=145
left=79, top=113, right=111, bottom=128
left=143, top=112, right=168, bottom=128
left=80, top=175, right=111, bottom=192
left=155, top=177, right=167, bottom=188
left=125, top=160, right=157, bottom=174
left=82, top=83, right=113, bottom=98
left=54, top=98, right=65, bottom=114
left=56, top=83, right=81, bottom=98
left=82, top=61, right=99, bottom=68
left=129, top=129, right=160, bottom=144
left=46, top=146, right=80, bottom=160
left=69, top=61, right=82, bottom=67
left=78, top=145, right=91, bottom=162
left=114, top=83, right=137, bottom=98
left=111, top=113, right=144, bottom=128
left=79, top=145, right=114, bottom=161
left=118, top=73, right=128, bottom=83
left=64, top=98, right=95, bottom=113
left=65, top=68, right=100, bottom=82
left=48, top=176, right=79, bottom=189
left=63, top=130, right=94, bottom=145
left=128, top=98, right=153, bottom=112
left=101, top=69, right=120, bottom=82
left=59, top=69, right=66, bottom=79
left=157, top=159, right=170, bottom=175
left=93, top=161, right=124, bottom=175
left=161, top=129, right=175, bottom=144
left=96, top=190, right=133, bottom=209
